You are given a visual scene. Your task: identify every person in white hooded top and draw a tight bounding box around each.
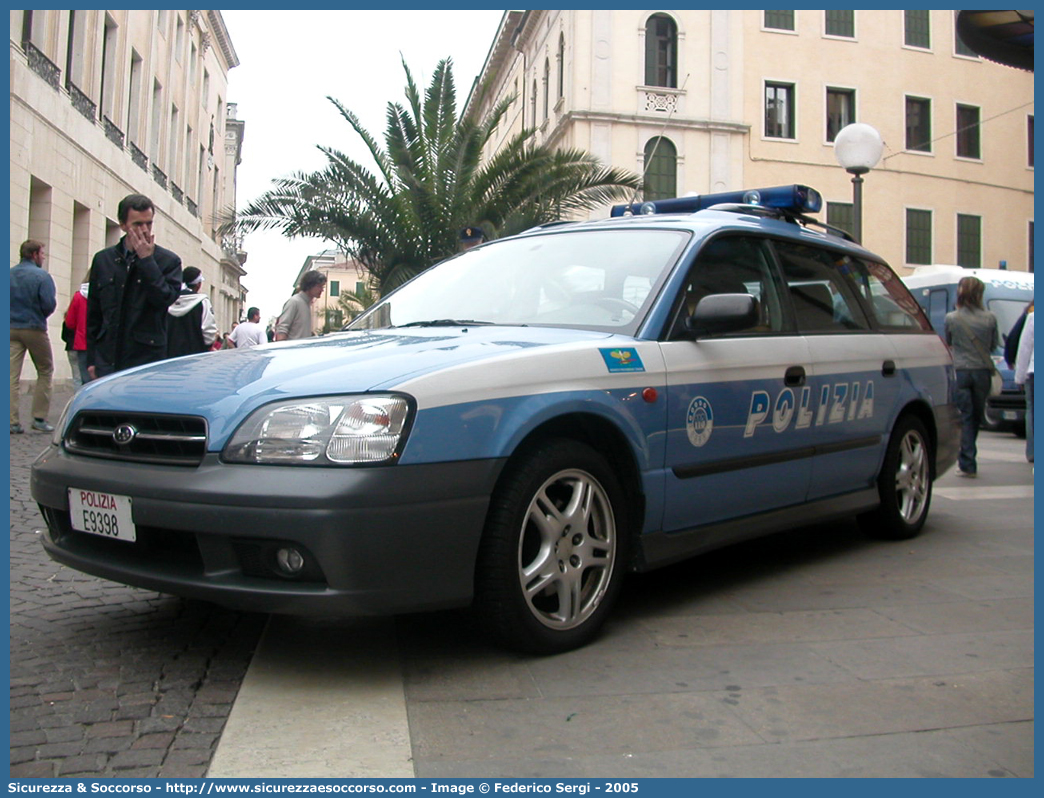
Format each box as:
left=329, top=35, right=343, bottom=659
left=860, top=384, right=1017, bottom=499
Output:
left=166, top=267, right=217, bottom=358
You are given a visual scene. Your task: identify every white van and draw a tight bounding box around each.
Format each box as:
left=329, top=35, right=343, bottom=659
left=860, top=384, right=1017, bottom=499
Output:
left=903, top=265, right=1034, bottom=434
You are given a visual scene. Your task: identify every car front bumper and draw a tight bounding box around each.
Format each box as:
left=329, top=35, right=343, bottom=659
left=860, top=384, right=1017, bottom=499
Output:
left=31, top=445, right=505, bottom=615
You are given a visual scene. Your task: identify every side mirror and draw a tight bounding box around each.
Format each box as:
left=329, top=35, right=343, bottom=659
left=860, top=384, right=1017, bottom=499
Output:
left=685, top=293, right=758, bottom=338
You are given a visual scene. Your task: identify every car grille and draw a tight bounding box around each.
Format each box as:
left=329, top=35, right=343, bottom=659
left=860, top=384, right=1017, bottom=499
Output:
left=64, top=411, right=208, bottom=466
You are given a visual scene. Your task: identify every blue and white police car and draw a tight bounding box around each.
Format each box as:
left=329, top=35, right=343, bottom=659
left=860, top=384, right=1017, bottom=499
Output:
left=31, top=185, right=959, bottom=653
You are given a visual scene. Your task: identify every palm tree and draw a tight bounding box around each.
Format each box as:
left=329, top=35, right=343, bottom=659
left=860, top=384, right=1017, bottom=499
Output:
left=234, top=57, right=641, bottom=294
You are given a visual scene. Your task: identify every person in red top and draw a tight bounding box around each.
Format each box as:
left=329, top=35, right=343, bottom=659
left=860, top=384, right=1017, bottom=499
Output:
left=63, top=274, right=89, bottom=388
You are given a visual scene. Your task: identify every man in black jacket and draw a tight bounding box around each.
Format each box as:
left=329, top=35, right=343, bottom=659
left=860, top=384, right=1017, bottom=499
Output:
left=86, top=195, right=182, bottom=379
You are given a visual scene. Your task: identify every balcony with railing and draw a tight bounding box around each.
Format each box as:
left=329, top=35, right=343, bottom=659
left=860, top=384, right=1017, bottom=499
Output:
left=17, top=38, right=217, bottom=226
left=129, top=142, right=148, bottom=171
left=102, top=116, right=125, bottom=149
left=68, top=82, right=97, bottom=122
left=24, top=41, right=60, bottom=89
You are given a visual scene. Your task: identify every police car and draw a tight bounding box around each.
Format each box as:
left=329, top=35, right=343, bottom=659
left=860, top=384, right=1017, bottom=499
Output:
left=31, top=185, right=958, bottom=654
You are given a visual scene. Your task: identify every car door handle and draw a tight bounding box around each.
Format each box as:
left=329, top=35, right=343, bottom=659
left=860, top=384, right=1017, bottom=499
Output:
left=785, top=366, right=806, bottom=386
left=882, top=360, right=896, bottom=377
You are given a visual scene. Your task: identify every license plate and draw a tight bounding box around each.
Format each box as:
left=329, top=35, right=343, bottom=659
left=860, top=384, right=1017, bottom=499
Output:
left=68, top=488, right=136, bottom=542
left=1003, top=411, right=1018, bottom=420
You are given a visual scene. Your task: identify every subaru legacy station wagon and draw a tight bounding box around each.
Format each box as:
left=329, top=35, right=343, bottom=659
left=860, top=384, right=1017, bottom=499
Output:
left=32, top=185, right=959, bottom=653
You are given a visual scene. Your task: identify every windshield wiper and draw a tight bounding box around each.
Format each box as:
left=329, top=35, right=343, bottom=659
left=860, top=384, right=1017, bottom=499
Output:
left=398, top=319, right=493, bottom=327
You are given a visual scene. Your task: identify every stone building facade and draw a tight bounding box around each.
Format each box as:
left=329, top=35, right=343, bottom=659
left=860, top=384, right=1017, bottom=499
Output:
left=10, top=9, right=246, bottom=381
left=466, top=10, right=1034, bottom=275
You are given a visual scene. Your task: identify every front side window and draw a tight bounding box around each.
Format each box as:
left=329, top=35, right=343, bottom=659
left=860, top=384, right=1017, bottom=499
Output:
left=905, top=209, right=932, bottom=264
left=350, top=229, right=689, bottom=334
left=825, top=10, right=854, bottom=38
left=905, top=96, right=931, bottom=152
left=904, top=9, right=930, bottom=48
left=826, top=87, right=855, bottom=142
left=956, top=104, right=981, bottom=159
left=764, top=10, right=795, bottom=31
left=774, top=241, right=871, bottom=332
left=765, top=83, right=795, bottom=139
left=957, top=214, right=982, bottom=269
left=670, top=236, right=785, bottom=339
left=645, top=14, right=677, bottom=88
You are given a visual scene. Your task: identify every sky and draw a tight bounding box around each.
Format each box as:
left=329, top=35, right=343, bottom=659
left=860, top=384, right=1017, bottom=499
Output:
left=220, top=9, right=505, bottom=326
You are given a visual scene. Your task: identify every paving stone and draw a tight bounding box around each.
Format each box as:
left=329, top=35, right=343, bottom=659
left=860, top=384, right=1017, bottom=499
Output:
left=9, top=382, right=266, bottom=777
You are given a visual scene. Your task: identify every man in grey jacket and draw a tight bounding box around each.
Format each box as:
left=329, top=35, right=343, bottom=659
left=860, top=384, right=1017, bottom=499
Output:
left=10, top=239, right=57, bottom=433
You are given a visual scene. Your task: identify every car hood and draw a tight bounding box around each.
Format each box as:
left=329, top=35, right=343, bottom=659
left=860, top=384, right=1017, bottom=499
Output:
left=65, top=327, right=618, bottom=442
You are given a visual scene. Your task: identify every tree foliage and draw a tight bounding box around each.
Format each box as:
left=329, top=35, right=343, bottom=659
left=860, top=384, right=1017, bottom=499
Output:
left=235, top=57, right=641, bottom=294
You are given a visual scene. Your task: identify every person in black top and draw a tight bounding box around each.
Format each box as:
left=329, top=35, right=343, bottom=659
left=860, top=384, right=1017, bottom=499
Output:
left=86, top=195, right=182, bottom=379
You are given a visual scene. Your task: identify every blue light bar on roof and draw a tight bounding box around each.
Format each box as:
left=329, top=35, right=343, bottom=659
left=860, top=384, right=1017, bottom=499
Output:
left=610, top=184, right=823, bottom=217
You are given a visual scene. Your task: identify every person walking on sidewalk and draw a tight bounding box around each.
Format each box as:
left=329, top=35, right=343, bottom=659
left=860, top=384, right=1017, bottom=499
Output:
left=63, top=274, right=90, bottom=388
left=1014, top=309, right=1034, bottom=465
left=944, top=276, right=1001, bottom=477
left=166, top=266, right=217, bottom=358
left=274, top=271, right=326, bottom=341
left=228, top=307, right=267, bottom=349
left=86, top=194, right=182, bottom=379
left=10, top=239, right=57, bottom=433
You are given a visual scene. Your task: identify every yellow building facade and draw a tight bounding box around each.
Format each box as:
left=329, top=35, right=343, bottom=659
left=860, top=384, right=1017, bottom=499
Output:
left=467, top=10, right=1034, bottom=275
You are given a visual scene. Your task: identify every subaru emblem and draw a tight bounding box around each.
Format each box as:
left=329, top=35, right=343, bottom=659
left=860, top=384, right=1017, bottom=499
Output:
left=113, top=424, right=137, bottom=446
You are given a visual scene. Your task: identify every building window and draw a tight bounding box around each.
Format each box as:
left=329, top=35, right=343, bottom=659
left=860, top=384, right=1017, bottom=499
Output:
left=764, top=10, right=795, bottom=31
left=644, top=14, right=677, bottom=88
left=557, top=34, right=565, bottom=99
left=1029, top=116, right=1034, bottom=167
left=957, top=214, right=982, bottom=269
left=825, top=10, right=854, bottom=38
left=175, top=14, right=184, bottom=62
left=330, top=280, right=340, bottom=297
left=905, top=96, right=931, bottom=152
left=542, top=58, right=550, bottom=121
left=827, top=202, right=854, bottom=239
left=530, top=79, right=537, bottom=126
left=826, top=88, right=855, bottom=142
left=100, top=15, right=119, bottom=120
left=956, top=104, right=980, bottom=159
left=906, top=209, right=932, bottom=264
left=904, top=10, right=930, bottom=48
left=954, top=12, right=977, bottom=57
left=643, top=137, right=677, bottom=201
left=765, top=82, right=795, bottom=139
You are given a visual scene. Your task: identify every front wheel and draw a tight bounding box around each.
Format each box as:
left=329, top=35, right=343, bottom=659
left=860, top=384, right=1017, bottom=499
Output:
left=474, top=439, right=629, bottom=654
left=859, top=416, right=933, bottom=541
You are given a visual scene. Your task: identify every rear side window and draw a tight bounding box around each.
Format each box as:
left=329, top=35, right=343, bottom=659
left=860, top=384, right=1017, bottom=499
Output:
left=840, top=258, right=933, bottom=331
left=773, top=241, right=870, bottom=332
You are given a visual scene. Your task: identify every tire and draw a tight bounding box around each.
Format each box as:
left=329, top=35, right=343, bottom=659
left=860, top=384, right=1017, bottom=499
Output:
left=859, top=415, right=933, bottom=541
left=474, top=438, right=629, bottom=654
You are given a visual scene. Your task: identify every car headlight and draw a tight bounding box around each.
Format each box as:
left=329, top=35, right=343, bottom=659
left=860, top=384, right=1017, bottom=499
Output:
left=223, top=395, right=412, bottom=465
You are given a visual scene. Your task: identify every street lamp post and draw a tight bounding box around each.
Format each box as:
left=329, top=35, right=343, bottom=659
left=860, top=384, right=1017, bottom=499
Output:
left=834, top=123, right=883, bottom=244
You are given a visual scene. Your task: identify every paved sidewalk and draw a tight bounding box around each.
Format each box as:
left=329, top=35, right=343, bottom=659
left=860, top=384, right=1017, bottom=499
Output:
left=9, top=384, right=266, bottom=778
left=213, top=431, right=1034, bottom=778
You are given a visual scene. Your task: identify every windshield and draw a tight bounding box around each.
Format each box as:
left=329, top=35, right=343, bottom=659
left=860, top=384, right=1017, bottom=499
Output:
left=349, top=228, right=689, bottom=333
